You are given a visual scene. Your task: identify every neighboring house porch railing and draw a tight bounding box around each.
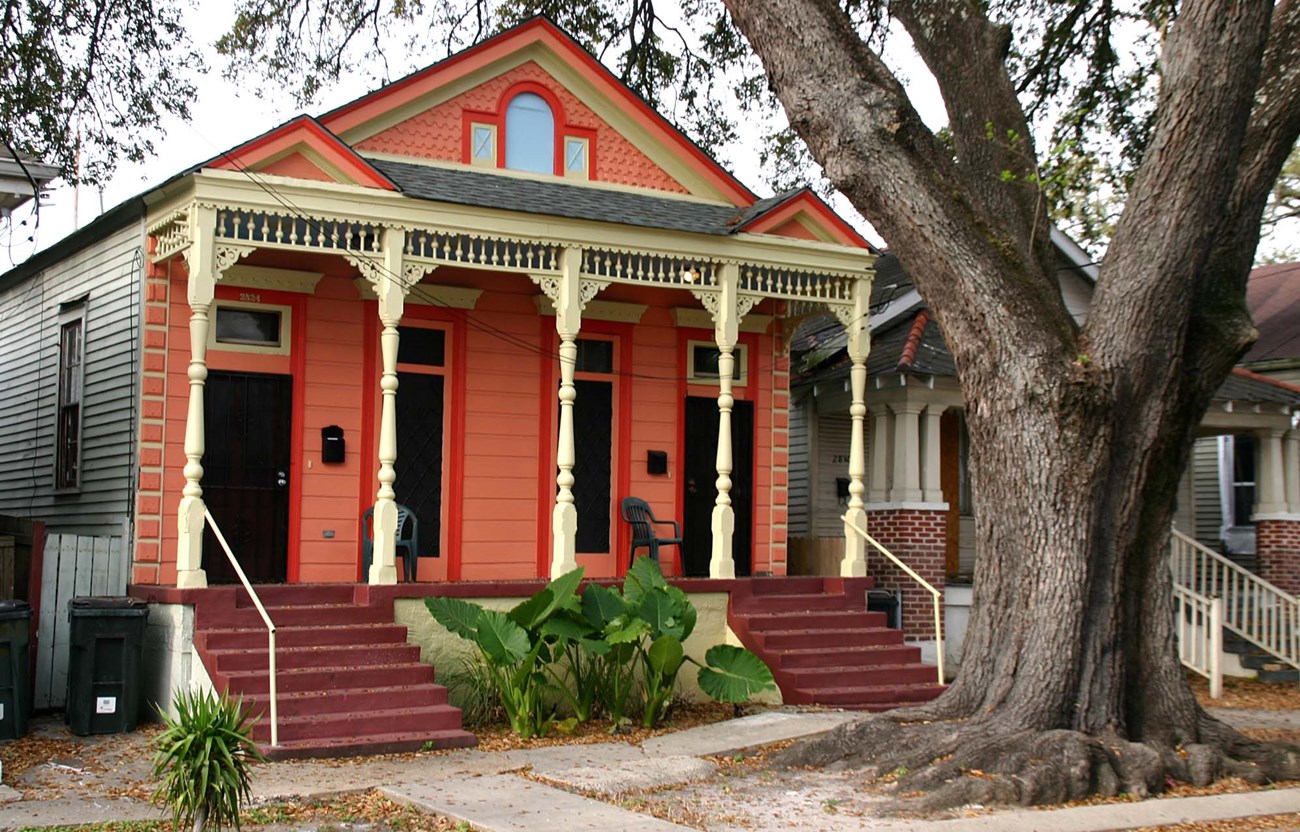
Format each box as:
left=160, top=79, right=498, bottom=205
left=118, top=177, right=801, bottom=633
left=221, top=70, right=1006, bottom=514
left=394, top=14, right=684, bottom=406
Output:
left=205, top=510, right=279, bottom=747
left=843, top=517, right=944, bottom=683
left=1170, top=527, right=1300, bottom=673
left=1173, top=584, right=1223, bottom=698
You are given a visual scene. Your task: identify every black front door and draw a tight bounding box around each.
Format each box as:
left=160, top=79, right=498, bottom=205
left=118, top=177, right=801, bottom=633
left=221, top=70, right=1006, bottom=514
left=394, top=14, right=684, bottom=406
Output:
left=573, top=378, right=613, bottom=553
left=682, top=396, right=753, bottom=577
left=202, top=372, right=292, bottom=584
left=395, top=372, right=444, bottom=558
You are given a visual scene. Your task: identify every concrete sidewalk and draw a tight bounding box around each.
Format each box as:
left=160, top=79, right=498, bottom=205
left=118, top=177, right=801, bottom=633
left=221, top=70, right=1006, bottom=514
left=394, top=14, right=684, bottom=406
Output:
left=2, top=707, right=1298, bottom=831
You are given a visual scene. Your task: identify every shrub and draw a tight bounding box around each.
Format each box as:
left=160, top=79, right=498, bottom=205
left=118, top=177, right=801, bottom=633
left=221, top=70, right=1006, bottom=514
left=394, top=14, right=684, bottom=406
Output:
left=151, top=689, right=265, bottom=832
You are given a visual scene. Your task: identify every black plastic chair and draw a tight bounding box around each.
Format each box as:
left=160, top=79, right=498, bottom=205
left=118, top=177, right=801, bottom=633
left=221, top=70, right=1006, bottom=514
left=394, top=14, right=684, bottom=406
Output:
left=362, top=503, right=419, bottom=582
left=621, top=497, right=683, bottom=566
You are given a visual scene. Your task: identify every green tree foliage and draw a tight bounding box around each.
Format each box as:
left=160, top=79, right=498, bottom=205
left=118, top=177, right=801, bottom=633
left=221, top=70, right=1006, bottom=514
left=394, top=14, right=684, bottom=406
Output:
left=0, top=0, right=202, bottom=184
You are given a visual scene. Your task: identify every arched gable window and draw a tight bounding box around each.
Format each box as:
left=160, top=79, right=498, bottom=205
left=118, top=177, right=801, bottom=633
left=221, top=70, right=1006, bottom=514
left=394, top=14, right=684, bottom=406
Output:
left=504, top=92, right=555, bottom=174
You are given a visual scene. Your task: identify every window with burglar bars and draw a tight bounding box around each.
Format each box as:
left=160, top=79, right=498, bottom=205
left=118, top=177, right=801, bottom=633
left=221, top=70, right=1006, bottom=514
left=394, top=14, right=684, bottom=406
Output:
left=55, top=307, right=85, bottom=490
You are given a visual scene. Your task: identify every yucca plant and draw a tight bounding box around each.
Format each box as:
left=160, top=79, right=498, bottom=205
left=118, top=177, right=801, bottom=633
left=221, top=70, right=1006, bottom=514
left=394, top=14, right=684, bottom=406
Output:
left=151, top=689, right=266, bottom=832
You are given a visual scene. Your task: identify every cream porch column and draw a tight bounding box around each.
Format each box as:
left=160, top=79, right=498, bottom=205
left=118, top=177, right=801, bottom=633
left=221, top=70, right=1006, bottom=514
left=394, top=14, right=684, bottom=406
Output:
left=837, top=277, right=872, bottom=578
left=360, top=229, right=409, bottom=585
left=1284, top=429, right=1300, bottom=513
left=921, top=405, right=945, bottom=503
left=891, top=402, right=924, bottom=502
left=1256, top=428, right=1289, bottom=516
left=175, top=206, right=253, bottom=588
left=533, top=248, right=600, bottom=579
left=869, top=408, right=890, bottom=503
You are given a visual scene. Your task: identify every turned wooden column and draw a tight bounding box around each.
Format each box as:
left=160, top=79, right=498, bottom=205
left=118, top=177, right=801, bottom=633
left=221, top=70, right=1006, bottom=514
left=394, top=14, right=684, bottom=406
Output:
left=838, top=276, right=872, bottom=578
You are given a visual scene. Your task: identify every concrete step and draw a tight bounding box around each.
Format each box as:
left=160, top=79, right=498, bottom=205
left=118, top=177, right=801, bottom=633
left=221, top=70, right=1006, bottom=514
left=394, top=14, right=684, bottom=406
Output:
left=746, top=577, right=830, bottom=595
left=207, top=643, right=421, bottom=673
left=261, top=728, right=477, bottom=761
left=216, top=662, right=435, bottom=695
left=744, top=610, right=887, bottom=631
left=767, top=644, right=921, bottom=669
left=792, top=682, right=945, bottom=707
left=752, top=626, right=905, bottom=651
left=781, top=663, right=938, bottom=688
left=241, top=684, right=449, bottom=719
left=249, top=703, right=465, bottom=743
left=233, top=584, right=358, bottom=608
left=731, top=592, right=855, bottom=614
left=199, top=623, right=410, bottom=651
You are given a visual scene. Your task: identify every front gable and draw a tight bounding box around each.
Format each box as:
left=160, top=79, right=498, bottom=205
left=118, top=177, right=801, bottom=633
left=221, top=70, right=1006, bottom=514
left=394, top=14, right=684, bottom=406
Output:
left=741, top=191, right=871, bottom=248
left=209, top=116, right=396, bottom=191
left=320, top=18, right=755, bottom=205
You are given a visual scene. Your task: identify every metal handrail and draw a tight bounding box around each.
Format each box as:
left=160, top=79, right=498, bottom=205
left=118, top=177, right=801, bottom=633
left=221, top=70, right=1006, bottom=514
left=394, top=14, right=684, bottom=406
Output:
left=1173, top=584, right=1223, bottom=698
left=843, top=517, right=945, bottom=683
left=204, top=509, right=278, bottom=747
left=1170, top=527, right=1299, bottom=671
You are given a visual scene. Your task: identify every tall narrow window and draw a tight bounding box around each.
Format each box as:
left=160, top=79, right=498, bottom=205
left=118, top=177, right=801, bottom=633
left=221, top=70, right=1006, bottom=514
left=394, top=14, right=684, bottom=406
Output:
left=56, top=305, right=86, bottom=489
left=1231, top=434, right=1257, bottom=526
left=504, top=93, right=555, bottom=174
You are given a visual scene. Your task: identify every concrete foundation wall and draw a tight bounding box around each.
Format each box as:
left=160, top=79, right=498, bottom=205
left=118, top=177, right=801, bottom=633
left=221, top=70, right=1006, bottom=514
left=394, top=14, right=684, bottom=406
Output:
left=141, top=602, right=214, bottom=721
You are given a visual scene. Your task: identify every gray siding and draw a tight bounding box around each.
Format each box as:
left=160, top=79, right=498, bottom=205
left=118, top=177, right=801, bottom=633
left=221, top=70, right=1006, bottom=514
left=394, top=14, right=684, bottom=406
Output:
left=788, top=394, right=811, bottom=536
left=0, top=222, right=144, bottom=535
left=812, top=411, right=852, bottom=537
left=1191, top=436, right=1224, bottom=550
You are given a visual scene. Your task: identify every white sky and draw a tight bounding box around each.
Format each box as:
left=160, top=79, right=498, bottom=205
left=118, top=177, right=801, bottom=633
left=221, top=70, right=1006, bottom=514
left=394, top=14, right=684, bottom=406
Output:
left=3, top=4, right=1295, bottom=270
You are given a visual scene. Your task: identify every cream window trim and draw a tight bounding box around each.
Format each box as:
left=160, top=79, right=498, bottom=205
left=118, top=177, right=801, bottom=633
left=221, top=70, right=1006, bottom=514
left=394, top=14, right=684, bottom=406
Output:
left=470, top=123, right=497, bottom=167
left=209, top=299, right=293, bottom=356
left=673, top=306, right=772, bottom=334
left=222, top=265, right=324, bottom=295
left=563, top=137, right=589, bottom=180
left=687, top=339, right=748, bottom=387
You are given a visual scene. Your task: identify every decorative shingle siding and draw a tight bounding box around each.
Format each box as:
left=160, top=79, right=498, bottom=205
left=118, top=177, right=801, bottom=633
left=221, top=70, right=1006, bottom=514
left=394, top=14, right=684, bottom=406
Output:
left=1256, top=518, right=1300, bottom=595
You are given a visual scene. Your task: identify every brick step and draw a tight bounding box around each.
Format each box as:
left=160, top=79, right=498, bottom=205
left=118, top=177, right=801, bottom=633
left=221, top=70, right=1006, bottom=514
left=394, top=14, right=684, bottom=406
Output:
left=746, top=577, right=830, bottom=595
left=207, top=643, right=421, bottom=673
left=206, top=603, right=394, bottom=629
left=781, top=663, right=938, bottom=688
left=200, top=623, right=410, bottom=651
left=752, top=627, right=905, bottom=651
left=248, top=704, right=466, bottom=743
left=768, top=644, right=921, bottom=669
left=732, top=593, right=856, bottom=614
left=262, top=728, right=477, bottom=761
left=744, top=610, right=887, bottom=631
left=216, top=662, right=435, bottom=695
left=792, top=682, right=946, bottom=707
left=234, top=584, right=358, bottom=608
left=240, top=684, right=449, bottom=719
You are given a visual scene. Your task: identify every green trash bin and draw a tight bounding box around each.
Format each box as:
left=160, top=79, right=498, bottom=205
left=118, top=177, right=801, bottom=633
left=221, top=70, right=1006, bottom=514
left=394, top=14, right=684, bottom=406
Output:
left=65, top=597, right=149, bottom=736
left=0, top=600, right=32, bottom=740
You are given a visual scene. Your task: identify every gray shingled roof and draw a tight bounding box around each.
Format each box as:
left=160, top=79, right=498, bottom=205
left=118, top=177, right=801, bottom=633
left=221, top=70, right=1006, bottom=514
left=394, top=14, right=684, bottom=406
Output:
left=371, top=158, right=797, bottom=236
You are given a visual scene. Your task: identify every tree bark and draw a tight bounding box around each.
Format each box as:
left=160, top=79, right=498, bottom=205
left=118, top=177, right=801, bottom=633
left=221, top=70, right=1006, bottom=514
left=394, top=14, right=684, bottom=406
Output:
left=723, top=0, right=1300, bottom=808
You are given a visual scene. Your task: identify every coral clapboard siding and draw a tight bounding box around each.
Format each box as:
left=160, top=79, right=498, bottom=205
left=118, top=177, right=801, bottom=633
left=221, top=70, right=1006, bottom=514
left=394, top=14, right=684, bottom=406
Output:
left=356, top=62, right=689, bottom=194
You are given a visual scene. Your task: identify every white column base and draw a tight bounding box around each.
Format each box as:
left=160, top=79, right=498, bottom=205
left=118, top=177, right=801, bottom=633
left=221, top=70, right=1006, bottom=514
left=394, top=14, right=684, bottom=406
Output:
left=710, top=505, right=736, bottom=578
left=175, top=496, right=208, bottom=589
left=841, top=506, right=867, bottom=577
left=369, top=500, right=399, bottom=585
left=551, top=503, right=578, bottom=578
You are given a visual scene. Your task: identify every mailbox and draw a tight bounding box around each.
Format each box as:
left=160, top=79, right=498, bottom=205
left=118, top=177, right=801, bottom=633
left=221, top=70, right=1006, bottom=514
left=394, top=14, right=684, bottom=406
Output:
left=321, top=425, right=346, bottom=463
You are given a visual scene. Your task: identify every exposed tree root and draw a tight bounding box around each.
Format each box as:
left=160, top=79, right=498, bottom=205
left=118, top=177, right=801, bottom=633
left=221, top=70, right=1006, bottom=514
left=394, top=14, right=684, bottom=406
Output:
left=775, top=711, right=1300, bottom=814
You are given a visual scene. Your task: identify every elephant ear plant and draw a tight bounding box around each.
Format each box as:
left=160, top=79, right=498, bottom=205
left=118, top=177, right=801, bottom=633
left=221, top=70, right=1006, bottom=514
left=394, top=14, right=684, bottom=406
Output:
left=425, top=566, right=586, bottom=738
left=151, top=689, right=266, bottom=832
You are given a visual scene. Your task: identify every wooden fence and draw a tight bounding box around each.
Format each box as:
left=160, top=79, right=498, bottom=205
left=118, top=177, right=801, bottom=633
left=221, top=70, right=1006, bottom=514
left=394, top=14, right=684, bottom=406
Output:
left=34, top=534, right=127, bottom=709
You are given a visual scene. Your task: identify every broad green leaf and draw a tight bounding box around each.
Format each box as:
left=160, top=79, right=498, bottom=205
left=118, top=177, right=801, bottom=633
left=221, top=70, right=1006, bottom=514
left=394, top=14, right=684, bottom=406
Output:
left=638, top=588, right=686, bottom=639
left=605, top=617, right=651, bottom=644
left=697, top=645, right=776, bottom=704
left=625, top=556, right=668, bottom=607
left=647, top=635, right=685, bottom=676
left=476, top=609, right=531, bottom=665
left=581, top=583, right=626, bottom=629
left=577, top=636, right=611, bottom=655
left=667, top=586, right=697, bottom=640
left=508, top=588, right=555, bottom=630
left=540, top=615, right=589, bottom=643
left=546, top=566, right=586, bottom=606
left=425, top=596, right=483, bottom=640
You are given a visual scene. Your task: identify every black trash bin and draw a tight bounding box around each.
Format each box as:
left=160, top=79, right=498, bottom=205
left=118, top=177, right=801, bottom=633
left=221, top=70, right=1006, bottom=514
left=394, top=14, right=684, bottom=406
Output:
left=867, top=589, right=901, bottom=630
left=0, top=600, right=32, bottom=740
left=66, top=597, right=149, bottom=736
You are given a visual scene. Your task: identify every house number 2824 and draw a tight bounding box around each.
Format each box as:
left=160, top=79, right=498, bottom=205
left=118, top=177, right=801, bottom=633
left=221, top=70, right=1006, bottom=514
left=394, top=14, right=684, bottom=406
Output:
left=239, top=292, right=261, bottom=303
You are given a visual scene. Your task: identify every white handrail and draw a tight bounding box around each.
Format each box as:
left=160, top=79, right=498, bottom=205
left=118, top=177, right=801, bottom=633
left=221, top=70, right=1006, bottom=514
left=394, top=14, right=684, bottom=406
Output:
left=204, top=509, right=278, bottom=747
left=842, top=517, right=945, bottom=684
left=1170, top=527, right=1299, bottom=671
left=1173, top=584, right=1223, bottom=699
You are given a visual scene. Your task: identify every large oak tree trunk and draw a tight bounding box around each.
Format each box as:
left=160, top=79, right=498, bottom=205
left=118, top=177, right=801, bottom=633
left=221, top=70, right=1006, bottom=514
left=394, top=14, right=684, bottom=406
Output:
left=722, top=0, right=1300, bottom=808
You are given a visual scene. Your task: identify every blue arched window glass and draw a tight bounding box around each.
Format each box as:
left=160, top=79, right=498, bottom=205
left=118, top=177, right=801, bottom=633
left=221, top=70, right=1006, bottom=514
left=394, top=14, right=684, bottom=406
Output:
left=504, top=93, right=555, bottom=174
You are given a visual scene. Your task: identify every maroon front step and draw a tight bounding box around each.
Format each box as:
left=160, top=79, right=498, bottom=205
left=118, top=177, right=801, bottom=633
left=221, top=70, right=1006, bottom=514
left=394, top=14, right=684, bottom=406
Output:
left=234, top=584, right=358, bottom=608
left=208, top=643, right=421, bottom=673
left=241, top=684, right=448, bottom=719
left=249, top=704, right=465, bottom=743
left=783, top=663, right=938, bottom=688
left=769, top=644, right=920, bottom=669
left=753, top=627, right=905, bottom=650
left=744, top=610, right=886, bottom=631
left=794, top=682, right=945, bottom=707
left=216, top=661, right=435, bottom=696
left=261, top=728, right=476, bottom=761
left=746, top=577, right=830, bottom=595
left=731, top=592, right=853, bottom=613
left=200, top=623, right=410, bottom=651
